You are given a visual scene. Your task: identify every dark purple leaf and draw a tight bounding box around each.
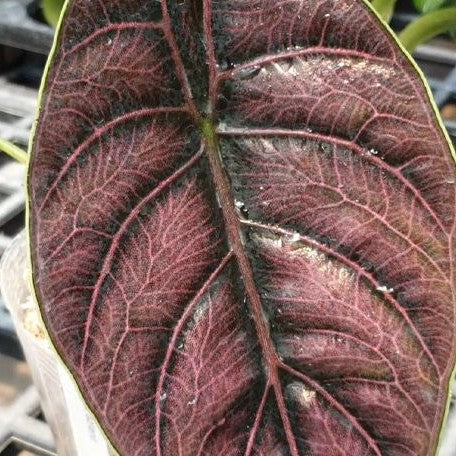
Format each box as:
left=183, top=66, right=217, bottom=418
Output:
left=28, top=0, right=456, bottom=454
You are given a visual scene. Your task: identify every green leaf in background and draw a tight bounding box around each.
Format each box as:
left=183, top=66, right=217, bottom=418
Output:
left=413, top=0, right=456, bottom=13
left=371, top=0, right=398, bottom=22
left=399, top=6, right=456, bottom=51
left=42, top=0, right=65, bottom=28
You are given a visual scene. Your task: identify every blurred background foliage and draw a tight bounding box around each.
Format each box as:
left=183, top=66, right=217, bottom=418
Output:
left=41, top=0, right=64, bottom=28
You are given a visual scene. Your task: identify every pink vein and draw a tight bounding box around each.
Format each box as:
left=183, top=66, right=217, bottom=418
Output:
left=38, top=106, right=188, bottom=213
left=279, top=361, right=383, bottom=456
left=203, top=0, right=218, bottom=113
left=217, top=126, right=447, bottom=235
left=244, top=383, right=271, bottom=456
left=220, top=128, right=448, bottom=281
left=154, top=251, right=234, bottom=456
left=78, top=146, right=204, bottom=370
left=161, top=0, right=199, bottom=120
left=241, top=218, right=441, bottom=377
left=219, top=46, right=393, bottom=79
left=62, top=22, right=163, bottom=58
left=298, top=328, right=430, bottom=430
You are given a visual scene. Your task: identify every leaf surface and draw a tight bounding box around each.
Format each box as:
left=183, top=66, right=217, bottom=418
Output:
left=28, top=0, right=456, bottom=455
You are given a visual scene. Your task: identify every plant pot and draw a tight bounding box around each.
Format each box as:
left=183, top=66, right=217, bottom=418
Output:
left=0, top=231, right=112, bottom=456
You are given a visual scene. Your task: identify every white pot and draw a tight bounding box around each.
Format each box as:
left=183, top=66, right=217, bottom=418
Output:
left=0, top=232, right=112, bottom=456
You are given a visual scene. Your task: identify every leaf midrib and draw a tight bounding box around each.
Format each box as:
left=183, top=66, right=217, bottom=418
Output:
left=202, top=118, right=302, bottom=455
left=182, top=1, right=386, bottom=453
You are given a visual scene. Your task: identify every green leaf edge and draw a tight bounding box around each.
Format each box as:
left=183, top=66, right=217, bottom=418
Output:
left=24, top=1, right=456, bottom=454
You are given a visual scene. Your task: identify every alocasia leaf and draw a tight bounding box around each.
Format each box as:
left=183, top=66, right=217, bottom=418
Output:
left=28, top=0, right=456, bottom=454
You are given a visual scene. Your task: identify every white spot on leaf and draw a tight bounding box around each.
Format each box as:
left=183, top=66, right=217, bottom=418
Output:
left=376, top=285, right=394, bottom=293
left=187, top=397, right=197, bottom=406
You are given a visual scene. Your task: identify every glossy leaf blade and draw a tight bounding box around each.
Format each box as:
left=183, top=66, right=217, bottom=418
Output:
left=28, top=0, right=456, bottom=455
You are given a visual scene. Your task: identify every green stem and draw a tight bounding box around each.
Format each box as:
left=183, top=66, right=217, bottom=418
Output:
left=372, top=0, right=397, bottom=23
left=0, top=139, right=27, bottom=164
left=398, top=7, right=456, bottom=53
